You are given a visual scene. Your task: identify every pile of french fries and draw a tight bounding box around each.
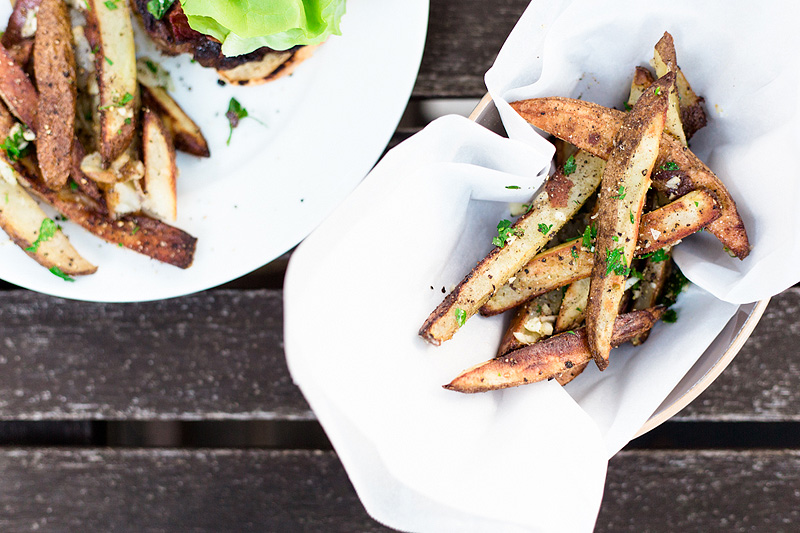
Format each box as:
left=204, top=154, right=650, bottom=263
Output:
left=419, top=32, right=750, bottom=393
left=0, top=0, right=210, bottom=279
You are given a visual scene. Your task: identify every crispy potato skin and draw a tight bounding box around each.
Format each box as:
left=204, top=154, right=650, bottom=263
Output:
left=510, top=97, right=749, bottom=258
left=0, top=43, right=39, bottom=128
left=481, top=187, right=721, bottom=316
left=445, top=307, right=665, bottom=393
left=34, top=0, right=77, bottom=188
left=586, top=74, right=669, bottom=370
left=88, top=0, right=138, bottom=164
left=419, top=152, right=605, bottom=345
left=142, top=107, right=178, bottom=221
left=497, top=290, right=562, bottom=357
left=2, top=0, right=42, bottom=67
left=654, top=32, right=707, bottom=139
left=141, top=85, right=209, bottom=157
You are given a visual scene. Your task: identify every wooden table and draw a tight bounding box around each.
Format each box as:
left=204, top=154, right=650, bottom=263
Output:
left=2, top=1, right=799, bottom=531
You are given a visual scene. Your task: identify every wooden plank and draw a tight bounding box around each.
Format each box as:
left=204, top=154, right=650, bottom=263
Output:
left=0, top=290, right=312, bottom=420
left=0, top=449, right=391, bottom=532
left=0, top=448, right=797, bottom=532
left=0, top=288, right=797, bottom=421
left=413, top=0, right=529, bottom=98
left=675, top=287, right=800, bottom=422
left=600, top=450, right=800, bottom=532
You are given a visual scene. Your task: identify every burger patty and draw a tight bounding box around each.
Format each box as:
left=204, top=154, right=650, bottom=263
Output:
left=133, top=0, right=300, bottom=71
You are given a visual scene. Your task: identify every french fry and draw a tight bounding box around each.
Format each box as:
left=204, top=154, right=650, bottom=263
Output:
left=141, top=107, right=178, bottom=221
left=0, top=43, right=38, bottom=129
left=0, top=107, right=96, bottom=276
left=586, top=74, right=669, bottom=370
left=481, top=188, right=720, bottom=315
left=419, top=151, right=605, bottom=346
left=87, top=0, right=138, bottom=164
left=651, top=46, right=686, bottom=145
left=510, top=97, right=749, bottom=258
left=630, top=255, right=671, bottom=346
left=653, top=32, right=707, bottom=139
left=627, top=67, right=655, bottom=108
left=555, top=278, right=589, bottom=333
left=445, top=307, right=666, bottom=394
left=1, top=0, right=42, bottom=67
left=33, top=0, right=77, bottom=188
left=141, top=85, right=210, bottom=158
left=497, top=290, right=562, bottom=357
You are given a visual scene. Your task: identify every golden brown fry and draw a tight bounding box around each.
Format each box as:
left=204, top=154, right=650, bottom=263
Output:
left=497, top=290, right=562, bottom=357
left=482, top=186, right=721, bottom=317
left=651, top=42, right=686, bottom=145
left=555, top=277, right=590, bottom=333
left=627, top=66, right=655, bottom=108
left=586, top=74, right=669, bottom=370
left=510, top=97, right=749, bottom=258
left=0, top=43, right=38, bottom=128
left=445, top=307, right=666, bottom=394
left=34, top=0, right=77, bottom=188
left=419, top=151, right=605, bottom=345
left=87, top=0, right=138, bottom=164
left=630, top=255, right=671, bottom=346
left=141, top=85, right=210, bottom=157
left=653, top=32, right=707, bottom=139
left=141, top=107, right=178, bottom=221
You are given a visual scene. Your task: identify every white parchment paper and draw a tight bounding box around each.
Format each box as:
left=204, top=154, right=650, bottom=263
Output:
left=285, top=1, right=797, bottom=530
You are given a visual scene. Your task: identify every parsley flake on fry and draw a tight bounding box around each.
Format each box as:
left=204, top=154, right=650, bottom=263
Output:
left=147, top=0, right=175, bottom=19
left=454, top=308, right=467, bottom=328
left=604, top=247, right=630, bottom=276
left=563, top=154, right=577, bottom=175
left=612, top=185, right=626, bottom=200
left=538, top=223, right=553, bottom=235
left=26, top=219, right=58, bottom=253
left=660, top=161, right=679, bottom=171
left=492, top=219, right=523, bottom=248
left=49, top=266, right=75, bottom=282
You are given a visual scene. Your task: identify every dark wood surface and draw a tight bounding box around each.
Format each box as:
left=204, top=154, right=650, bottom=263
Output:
left=0, top=449, right=798, bottom=532
left=1, top=0, right=798, bottom=531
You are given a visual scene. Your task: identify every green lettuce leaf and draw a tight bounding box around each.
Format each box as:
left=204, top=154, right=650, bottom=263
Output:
left=179, top=0, right=346, bottom=56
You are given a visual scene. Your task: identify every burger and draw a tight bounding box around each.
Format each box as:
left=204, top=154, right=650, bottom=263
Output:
left=134, top=0, right=346, bottom=85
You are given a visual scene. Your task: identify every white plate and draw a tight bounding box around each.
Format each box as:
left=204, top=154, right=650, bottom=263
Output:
left=0, top=0, right=429, bottom=302
left=467, top=95, right=770, bottom=436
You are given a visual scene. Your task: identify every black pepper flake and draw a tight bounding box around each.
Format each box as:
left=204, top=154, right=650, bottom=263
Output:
left=565, top=361, right=574, bottom=369
left=441, top=287, right=446, bottom=294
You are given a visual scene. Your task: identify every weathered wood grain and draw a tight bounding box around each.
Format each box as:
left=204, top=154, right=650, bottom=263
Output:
left=675, top=287, right=800, bottom=422
left=413, top=0, right=529, bottom=98
left=0, top=448, right=797, bottom=532
left=0, top=290, right=312, bottom=420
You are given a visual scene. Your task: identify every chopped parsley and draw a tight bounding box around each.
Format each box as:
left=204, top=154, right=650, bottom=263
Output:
left=629, top=211, right=635, bottom=224
left=26, top=218, right=57, bottom=253
left=604, top=247, right=630, bottom=276
left=69, top=181, right=78, bottom=191
left=493, top=219, right=523, bottom=248
left=571, top=247, right=578, bottom=259
left=662, top=309, right=678, bottom=323
left=654, top=86, right=661, bottom=95
left=145, top=60, right=159, bottom=74
left=611, top=185, right=626, bottom=200
left=694, top=201, right=699, bottom=207
left=630, top=268, right=645, bottom=280
left=505, top=185, right=521, bottom=190
left=131, top=226, right=140, bottom=235
left=659, top=265, right=690, bottom=308
left=146, top=0, right=175, bottom=19
left=4, top=193, right=8, bottom=204
left=581, top=224, right=597, bottom=251
left=624, top=102, right=632, bottom=111
left=49, top=266, right=75, bottom=282
left=538, top=223, right=553, bottom=235
left=641, top=248, right=670, bottom=262
left=660, top=161, right=679, bottom=171
left=104, top=0, right=117, bottom=10
left=99, top=92, right=132, bottom=110
left=0, top=126, right=31, bottom=161
left=454, top=308, right=467, bottom=328
left=563, top=154, right=577, bottom=176
left=104, top=56, right=113, bottom=66
left=226, top=98, right=248, bottom=145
